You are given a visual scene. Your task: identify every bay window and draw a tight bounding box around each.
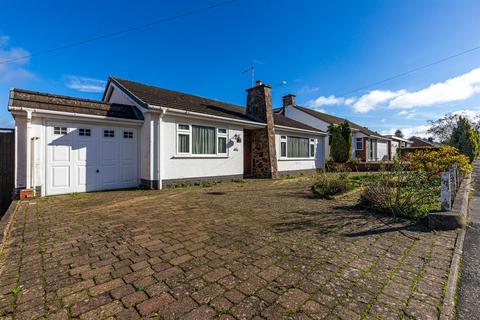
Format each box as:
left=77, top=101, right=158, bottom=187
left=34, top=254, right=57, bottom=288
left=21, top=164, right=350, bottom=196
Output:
left=177, top=123, right=229, bottom=156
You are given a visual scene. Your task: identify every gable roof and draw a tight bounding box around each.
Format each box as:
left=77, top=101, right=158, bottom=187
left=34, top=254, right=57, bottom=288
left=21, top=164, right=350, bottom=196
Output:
left=286, top=105, right=386, bottom=138
left=409, top=136, right=440, bottom=147
left=9, top=89, right=142, bottom=120
left=384, top=135, right=412, bottom=143
left=109, top=77, right=323, bottom=133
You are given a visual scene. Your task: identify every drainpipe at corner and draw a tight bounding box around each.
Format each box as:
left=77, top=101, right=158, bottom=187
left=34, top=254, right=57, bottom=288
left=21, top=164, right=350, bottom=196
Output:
left=25, top=109, right=32, bottom=190
left=157, top=107, right=167, bottom=190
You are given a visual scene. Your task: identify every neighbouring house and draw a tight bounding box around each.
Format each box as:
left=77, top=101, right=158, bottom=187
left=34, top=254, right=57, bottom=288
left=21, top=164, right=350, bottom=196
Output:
left=8, top=78, right=326, bottom=197
left=409, top=136, right=440, bottom=147
left=278, top=94, right=391, bottom=162
left=384, top=135, right=413, bottom=159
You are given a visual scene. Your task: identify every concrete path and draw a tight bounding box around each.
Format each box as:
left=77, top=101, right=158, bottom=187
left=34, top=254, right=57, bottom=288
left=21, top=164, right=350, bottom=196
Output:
left=457, top=159, right=480, bottom=320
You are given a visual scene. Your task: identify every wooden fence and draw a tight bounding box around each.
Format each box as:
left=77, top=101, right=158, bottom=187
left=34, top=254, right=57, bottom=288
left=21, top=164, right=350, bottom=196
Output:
left=0, top=128, right=15, bottom=216
left=441, top=164, right=462, bottom=211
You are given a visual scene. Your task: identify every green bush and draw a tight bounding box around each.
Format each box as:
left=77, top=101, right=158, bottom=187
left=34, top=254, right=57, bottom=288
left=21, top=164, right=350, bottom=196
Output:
left=312, top=172, right=353, bottom=199
left=360, top=162, right=440, bottom=219
left=328, top=121, right=352, bottom=163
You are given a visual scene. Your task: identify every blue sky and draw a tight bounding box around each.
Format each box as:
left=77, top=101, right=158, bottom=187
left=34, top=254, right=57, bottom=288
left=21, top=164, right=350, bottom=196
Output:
left=1, top=0, right=480, bottom=137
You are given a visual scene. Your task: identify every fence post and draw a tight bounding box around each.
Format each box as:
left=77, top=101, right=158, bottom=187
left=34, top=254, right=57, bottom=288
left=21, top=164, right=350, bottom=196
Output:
left=441, top=171, right=452, bottom=211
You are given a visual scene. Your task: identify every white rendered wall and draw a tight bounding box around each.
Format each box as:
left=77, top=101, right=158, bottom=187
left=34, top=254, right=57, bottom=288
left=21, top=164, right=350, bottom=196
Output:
left=391, top=141, right=399, bottom=159
left=160, top=115, right=244, bottom=181
left=378, top=141, right=389, bottom=161
left=275, top=130, right=324, bottom=172
left=108, top=85, right=144, bottom=109
left=284, top=105, right=331, bottom=161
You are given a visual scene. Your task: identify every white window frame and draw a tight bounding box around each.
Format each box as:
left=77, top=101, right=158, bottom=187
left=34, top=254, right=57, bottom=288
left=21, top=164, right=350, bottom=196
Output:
left=279, top=135, right=315, bottom=160
left=310, top=138, right=315, bottom=158
left=217, top=128, right=228, bottom=155
left=356, top=137, right=363, bottom=150
left=280, top=136, right=287, bottom=158
left=54, top=126, right=67, bottom=135
left=177, top=123, right=191, bottom=155
left=176, top=123, right=229, bottom=157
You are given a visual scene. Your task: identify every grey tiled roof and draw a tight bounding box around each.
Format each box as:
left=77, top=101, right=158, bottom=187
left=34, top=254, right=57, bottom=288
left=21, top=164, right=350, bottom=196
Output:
left=111, top=77, right=323, bottom=132
left=289, top=105, right=386, bottom=138
left=9, top=89, right=142, bottom=120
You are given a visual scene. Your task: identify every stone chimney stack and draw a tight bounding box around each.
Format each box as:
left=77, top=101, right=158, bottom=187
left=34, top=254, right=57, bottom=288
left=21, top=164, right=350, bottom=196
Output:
left=282, top=94, right=296, bottom=107
left=245, top=81, right=278, bottom=179
left=246, top=80, right=273, bottom=122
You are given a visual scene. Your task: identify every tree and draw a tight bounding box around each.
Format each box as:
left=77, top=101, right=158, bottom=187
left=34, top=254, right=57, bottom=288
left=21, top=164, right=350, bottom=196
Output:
left=428, top=112, right=480, bottom=144
left=328, top=121, right=352, bottom=163
left=450, top=116, right=480, bottom=162
left=394, top=129, right=404, bottom=138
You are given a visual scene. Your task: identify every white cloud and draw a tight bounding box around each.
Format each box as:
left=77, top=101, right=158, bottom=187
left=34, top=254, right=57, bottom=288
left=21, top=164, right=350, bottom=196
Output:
left=450, top=108, right=480, bottom=120
left=66, top=76, right=106, bottom=93
left=381, top=124, right=431, bottom=138
left=306, top=95, right=355, bottom=108
left=307, top=67, right=480, bottom=114
left=352, top=90, right=404, bottom=113
left=0, top=36, right=34, bottom=84
left=389, top=68, right=480, bottom=109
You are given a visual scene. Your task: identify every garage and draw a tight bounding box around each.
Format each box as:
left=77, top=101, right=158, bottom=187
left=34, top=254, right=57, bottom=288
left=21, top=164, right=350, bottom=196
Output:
left=46, top=122, right=138, bottom=195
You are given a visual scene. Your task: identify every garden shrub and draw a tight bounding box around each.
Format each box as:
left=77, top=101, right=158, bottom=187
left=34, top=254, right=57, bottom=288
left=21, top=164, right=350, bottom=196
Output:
left=405, top=145, right=472, bottom=178
left=328, top=121, right=352, bottom=163
left=312, top=171, right=353, bottom=199
left=360, top=162, right=440, bottom=219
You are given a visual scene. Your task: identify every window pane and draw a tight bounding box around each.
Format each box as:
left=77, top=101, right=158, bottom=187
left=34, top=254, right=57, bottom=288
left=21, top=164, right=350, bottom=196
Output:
left=218, top=137, right=227, bottom=154
left=178, top=134, right=190, bottom=153
left=356, top=138, right=363, bottom=150
left=54, top=127, right=67, bottom=135
left=287, top=136, right=309, bottom=158
left=218, top=128, right=227, bottom=134
left=104, top=130, right=114, bottom=137
left=281, top=141, right=286, bottom=157
left=192, top=126, right=216, bottom=154
left=79, top=128, right=91, bottom=136
left=178, top=124, right=190, bottom=130
left=310, top=143, right=315, bottom=157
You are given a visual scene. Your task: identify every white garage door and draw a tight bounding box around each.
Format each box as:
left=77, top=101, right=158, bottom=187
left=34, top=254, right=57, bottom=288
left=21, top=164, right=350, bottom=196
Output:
left=46, top=122, right=138, bottom=195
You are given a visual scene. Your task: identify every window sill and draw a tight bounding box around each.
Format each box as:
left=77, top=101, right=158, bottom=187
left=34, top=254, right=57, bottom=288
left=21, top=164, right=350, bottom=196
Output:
left=278, top=157, right=315, bottom=161
left=172, top=155, right=229, bottom=159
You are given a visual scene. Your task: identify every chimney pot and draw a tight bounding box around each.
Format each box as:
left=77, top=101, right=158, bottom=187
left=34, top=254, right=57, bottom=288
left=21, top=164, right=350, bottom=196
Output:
left=282, top=94, right=296, bottom=107
left=256, top=80, right=263, bottom=86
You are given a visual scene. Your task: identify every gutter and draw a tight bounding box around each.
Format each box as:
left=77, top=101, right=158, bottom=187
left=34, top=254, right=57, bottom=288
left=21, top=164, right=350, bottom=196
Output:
left=274, top=124, right=326, bottom=136
left=148, top=105, right=266, bottom=128
left=8, top=106, right=144, bottom=125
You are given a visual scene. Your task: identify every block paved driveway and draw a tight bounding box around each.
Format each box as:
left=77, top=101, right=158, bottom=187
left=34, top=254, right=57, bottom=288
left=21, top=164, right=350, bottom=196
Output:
left=0, top=177, right=457, bottom=320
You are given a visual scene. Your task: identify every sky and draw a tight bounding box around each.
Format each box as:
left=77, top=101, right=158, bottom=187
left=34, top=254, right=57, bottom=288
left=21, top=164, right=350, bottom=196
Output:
left=1, top=0, right=480, bottom=138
